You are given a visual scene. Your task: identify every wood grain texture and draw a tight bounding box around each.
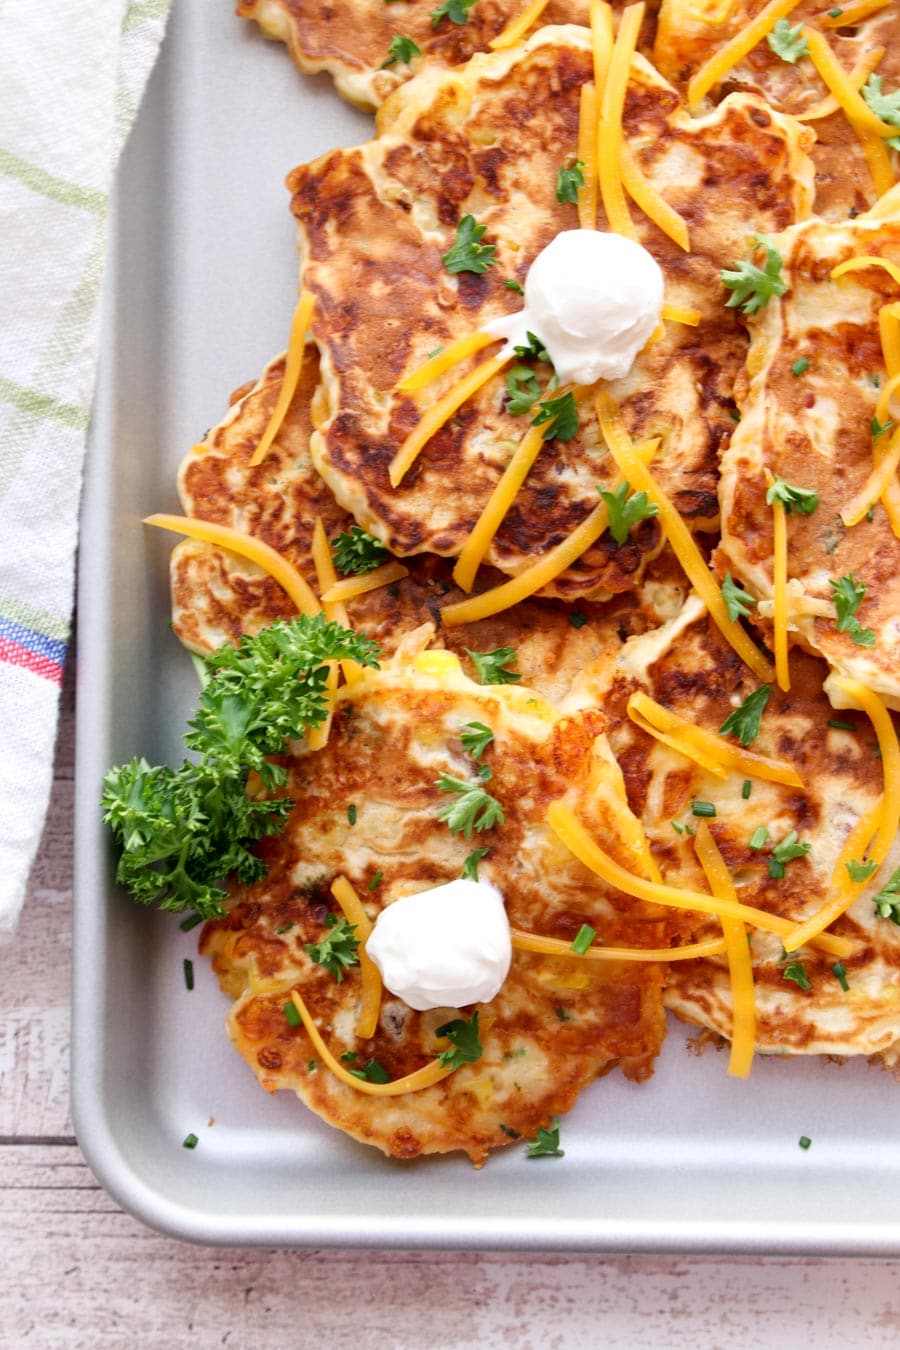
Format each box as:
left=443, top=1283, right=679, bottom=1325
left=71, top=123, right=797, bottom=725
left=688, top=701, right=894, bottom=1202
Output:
left=4, top=651, right=900, bottom=1347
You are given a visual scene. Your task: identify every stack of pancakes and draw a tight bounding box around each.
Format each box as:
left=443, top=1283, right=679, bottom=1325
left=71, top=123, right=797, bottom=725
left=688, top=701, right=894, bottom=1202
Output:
left=165, top=2, right=900, bottom=1160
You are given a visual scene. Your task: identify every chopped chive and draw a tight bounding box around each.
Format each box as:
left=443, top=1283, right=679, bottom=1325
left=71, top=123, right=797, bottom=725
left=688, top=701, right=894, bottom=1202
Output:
left=783, top=960, right=811, bottom=990
left=554, top=1005, right=572, bottom=1022
left=672, top=821, right=685, bottom=834
left=284, top=1000, right=302, bottom=1027
left=504, top=278, right=524, bottom=294
left=749, top=826, right=768, bottom=851
left=866, top=506, right=875, bottom=521
left=791, top=357, right=809, bottom=376
left=691, top=801, right=716, bottom=818
left=827, top=718, right=855, bottom=731
left=275, top=922, right=294, bottom=935
left=798, top=1135, right=812, bottom=1150
left=569, top=609, right=588, bottom=629
left=769, top=859, right=785, bottom=879
left=179, top=912, right=204, bottom=932
left=182, top=1133, right=199, bottom=1149
left=348, top=803, right=357, bottom=825
left=340, top=1050, right=358, bottom=1064
left=427, top=346, right=444, bottom=358
left=183, top=958, right=194, bottom=991
left=307, top=1059, right=317, bottom=1072
left=742, top=780, right=752, bottom=800
left=369, top=870, right=384, bottom=890
left=571, top=923, right=596, bottom=955
left=831, top=961, right=850, bottom=991
left=387, top=583, right=400, bottom=598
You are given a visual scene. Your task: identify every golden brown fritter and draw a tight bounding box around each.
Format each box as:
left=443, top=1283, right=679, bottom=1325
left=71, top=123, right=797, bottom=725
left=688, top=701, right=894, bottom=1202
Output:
left=654, top=0, right=900, bottom=218
left=201, top=653, right=678, bottom=1163
left=718, top=195, right=900, bottom=707
left=288, top=28, right=814, bottom=598
left=564, top=595, right=900, bottom=1063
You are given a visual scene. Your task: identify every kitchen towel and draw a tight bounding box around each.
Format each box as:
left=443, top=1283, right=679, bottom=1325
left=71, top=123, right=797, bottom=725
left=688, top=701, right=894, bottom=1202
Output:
left=0, top=0, right=173, bottom=936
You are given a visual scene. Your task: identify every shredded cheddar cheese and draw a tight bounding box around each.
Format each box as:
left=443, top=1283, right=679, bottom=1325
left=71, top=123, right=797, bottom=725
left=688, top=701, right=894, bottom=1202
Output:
left=330, top=876, right=383, bottom=1040
left=590, top=0, right=614, bottom=94
left=389, top=350, right=512, bottom=487
left=831, top=255, right=900, bottom=288
left=488, top=0, right=551, bottom=49
left=510, top=928, right=728, bottom=961
left=803, top=28, right=896, bottom=197
left=248, top=289, right=314, bottom=468
left=307, top=662, right=339, bottom=752
left=577, top=81, right=599, bottom=230
left=289, top=990, right=455, bottom=1096
left=320, top=560, right=409, bottom=602
left=627, top=690, right=804, bottom=787
left=841, top=423, right=900, bottom=527
left=694, top=823, right=756, bottom=1078
left=546, top=801, right=854, bottom=956
left=687, top=0, right=804, bottom=109
left=597, top=2, right=644, bottom=239
left=660, top=303, right=701, bottom=326
left=596, top=391, right=775, bottom=682
left=440, top=438, right=658, bottom=626
left=311, top=516, right=362, bottom=688
left=794, top=46, right=884, bottom=123
left=452, top=422, right=547, bottom=593
left=620, top=147, right=691, bottom=253
left=399, top=331, right=497, bottom=393
left=144, top=513, right=321, bottom=617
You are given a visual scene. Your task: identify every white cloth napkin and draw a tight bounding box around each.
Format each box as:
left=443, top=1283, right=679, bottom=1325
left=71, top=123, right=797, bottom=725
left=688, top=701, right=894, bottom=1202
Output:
left=0, top=0, right=173, bottom=937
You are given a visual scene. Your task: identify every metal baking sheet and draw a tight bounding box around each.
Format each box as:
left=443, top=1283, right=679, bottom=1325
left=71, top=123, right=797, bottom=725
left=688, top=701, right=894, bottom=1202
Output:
left=72, top=0, right=900, bottom=1251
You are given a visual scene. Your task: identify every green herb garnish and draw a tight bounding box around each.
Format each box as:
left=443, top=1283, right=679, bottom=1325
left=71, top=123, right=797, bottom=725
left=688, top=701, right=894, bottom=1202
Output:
left=742, top=780, right=752, bottom=800
left=782, top=960, right=811, bottom=990
left=721, top=235, right=786, bottom=315
left=766, top=18, right=808, bottom=63
left=872, top=867, right=900, bottom=923
left=513, top=331, right=550, bottom=364
left=504, top=278, right=524, bottom=294
left=769, top=830, right=810, bottom=879
left=722, top=572, right=757, bottom=623
left=369, top=870, right=384, bottom=890
left=101, top=616, right=379, bottom=918
left=350, top=1058, right=391, bottom=1083
left=749, top=826, right=769, bottom=851
left=846, top=858, right=877, bottom=882
left=304, top=915, right=360, bottom=982
left=183, top=958, right=194, bottom=991
left=431, top=0, right=477, bottom=23
left=862, top=75, right=900, bottom=151
left=461, top=846, right=490, bottom=881
left=790, top=356, right=810, bottom=376
left=525, top=1120, right=564, bottom=1158
left=571, top=923, right=596, bottom=955
left=532, top=389, right=579, bottom=442
left=766, top=476, right=819, bottom=515
left=691, top=801, right=716, bottom=818
left=284, top=1000, right=302, bottom=1027
left=442, top=214, right=496, bottom=274
left=719, top=684, right=771, bottom=746
left=799, top=1135, right=812, bottom=1150
left=830, top=574, right=875, bottom=647
left=332, top=525, right=390, bottom=575
left=436, top=774, right=505, bottom=838
left=182, top=1133, right=199, bottom=1150
left=460, top=720, right=494, bottom=759
left=556, top=159, right=585, bottom=205
left=827, top=718, right=855, bottom=731
left=598, top=481, right=659, bottom=545
left=466, top=646, right=521, bottom=684
left=569, top=610, right=588, bottom=629
left=381, top=34, right=421, bottom=66
left=347, top=803, right=357, bottom=826
left=436, top=1012, right=483, bottom=1069
left=504, top=364, right=542, bottom=415
left=871, top=416, right=896, bottom=441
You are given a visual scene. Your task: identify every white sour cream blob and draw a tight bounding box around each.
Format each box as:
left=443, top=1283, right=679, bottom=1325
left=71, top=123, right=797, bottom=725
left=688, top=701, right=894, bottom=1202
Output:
left=365, top=878, right=512, bottom=1012
left=484, top=229, right=665, bottom=384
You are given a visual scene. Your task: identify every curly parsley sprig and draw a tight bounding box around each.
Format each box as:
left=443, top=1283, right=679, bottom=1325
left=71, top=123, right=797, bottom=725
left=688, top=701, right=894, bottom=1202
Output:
left=102, top=616, right=380, bottom=918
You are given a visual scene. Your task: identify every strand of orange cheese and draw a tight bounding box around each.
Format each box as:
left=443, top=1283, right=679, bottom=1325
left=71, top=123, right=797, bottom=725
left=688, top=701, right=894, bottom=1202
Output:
left=597, top=2, right=644, bottom=239
left=694, top=823, right=756, bottom=1079
left=143, top=513, right=321, bottom=616
left=803, top=28, right=895, bottom=197
left=452, top=422, right=547, bottom=592
left=577, top=82, right=599, bottom=230
left=488, top=0, right=551, bottom=49
left=330, top=876, right=383, bottom=1040
left=620, top=146, right=691, bottom=252
left=794, top=46, right=884, bottom=123
left=687, top=0, right=804, bottom=108
left=546, top=800, right=854, bottom=957
left=248, top=290, right=314, bottom=467
left=596, top=391, right=775, bottom=682
left=510, top=928, right=727, bottom=961
left=320, top=560, right=409, bottom=602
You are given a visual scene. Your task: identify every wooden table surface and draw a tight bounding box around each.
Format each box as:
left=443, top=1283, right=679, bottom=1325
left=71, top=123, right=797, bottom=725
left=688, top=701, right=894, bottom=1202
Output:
left=5, top=658, right=900, bottom=1348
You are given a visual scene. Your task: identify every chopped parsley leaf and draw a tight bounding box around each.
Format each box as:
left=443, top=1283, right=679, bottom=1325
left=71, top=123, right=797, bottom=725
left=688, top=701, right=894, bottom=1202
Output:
left=830, top=574, right=875, bottom=647
left=275, top=922, right=294, bottom=935
left=442, top=214, right=496, bottom=274
left=504, top=277, right=524, bottom=294
left=350, top=1058, right=390, bottom=1083
left=304, top=916, right=360, bottom=982
left=182, top=1133, right=199, bottom=1150
left=571, top=923, right=596, bottom=955
left=461, top=846, right=490, bottom=881
left=872, top=867, right=900, bottom=924
left=332, top=525, right=389, bottom=575
left=719, top=684, right=771, bottom=746
left=436, top=1012, right=483, bottom=1069
left=721, top=235, right=786, bottom=315
left=466, top=645, right=521, bottom=685
left=871, top=415, right=896, bottom=441
left=769, top=830, right=810, bottom=879
left=504, top=364, right=542, bottom=415
left=782, top=960, right=811, bottom=991
left=556, top=159, right=585, bottom=205
left=799, top=1135, right=812, bottom=1150
left=436, top=774, right=505, bottom=838
left=381, top=34, right=421, bottom=66
left=766, top=18, right=809, bottom=63
left=846, top=858, right=877, bottom=882
left=598, top=481, right=660, bottom=545
left=532, top=389, right=579, bottom=442
left=525, top=1120, right=564, bottom=1158
left=569, top=609, right=588, bottom=629
left=513, top=331, right=550, bottom=363
left=722, top=572, right=757, bottom=623
left=766, top=476, right=819, bottom=515
left=862, top=75, right=900, bottom=152
left=460, top=720, right=494, bottom=759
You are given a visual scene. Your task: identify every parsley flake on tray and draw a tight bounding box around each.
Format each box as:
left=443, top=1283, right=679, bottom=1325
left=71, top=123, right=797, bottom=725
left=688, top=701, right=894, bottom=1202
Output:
left=101, top=616, right=379, bottom=918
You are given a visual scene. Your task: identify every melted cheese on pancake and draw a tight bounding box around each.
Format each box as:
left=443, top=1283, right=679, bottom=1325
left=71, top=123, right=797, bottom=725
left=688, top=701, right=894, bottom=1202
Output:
left=564, top=595, right=900, bottom=1062
left=200, top=655, right=678, bottom=1162
left=288, top=27, right=814, bottom=599
left=718, top=202, right=900, bottom=708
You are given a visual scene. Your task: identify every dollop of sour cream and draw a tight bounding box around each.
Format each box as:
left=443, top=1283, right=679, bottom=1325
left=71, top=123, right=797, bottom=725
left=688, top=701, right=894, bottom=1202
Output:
left=365, top=878, right=512, bottom=1012
left=484, top=229, right=664, bottom=385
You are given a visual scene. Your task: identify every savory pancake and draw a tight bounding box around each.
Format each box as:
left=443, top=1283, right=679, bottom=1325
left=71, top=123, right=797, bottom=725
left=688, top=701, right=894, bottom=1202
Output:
left=654, top=0, right=900, bottom=218
left=289, top=27, right=814, bottom=598
left=236, top=0, right=592, bottom=110
left=172, top=353, right=693, bottom=701
left=718, top=194, right=900, bottom=707
left=564, top=594, right=900, bottom=1063
left=200, top=650, right=677, bottom=1163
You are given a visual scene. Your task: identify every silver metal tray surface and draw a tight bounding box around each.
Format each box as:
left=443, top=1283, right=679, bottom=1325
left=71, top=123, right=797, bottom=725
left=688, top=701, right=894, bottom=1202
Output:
left=72, top=0, right=900, bottom=1252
